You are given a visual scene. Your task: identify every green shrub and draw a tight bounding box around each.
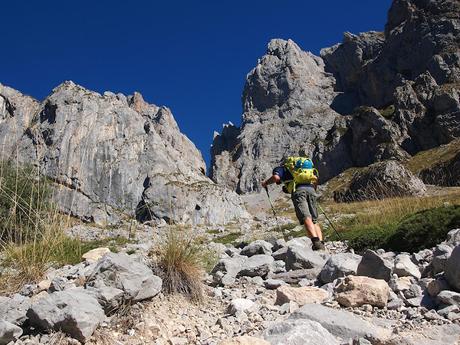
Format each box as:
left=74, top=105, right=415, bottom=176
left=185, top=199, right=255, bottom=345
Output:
left=337, top=205, right=460, bottom=253
left=386, top=205, right=460, bottom=252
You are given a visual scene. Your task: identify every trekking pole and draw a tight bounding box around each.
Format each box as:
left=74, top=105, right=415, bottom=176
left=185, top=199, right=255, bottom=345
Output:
left=317, top=204, right=343, bottom=241
left=264, top=186, right=282, bottom=232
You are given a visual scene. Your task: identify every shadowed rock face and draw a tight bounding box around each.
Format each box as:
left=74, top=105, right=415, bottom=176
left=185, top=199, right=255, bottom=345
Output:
left=211, top=0, right=460, bottom=194
left=0, top=81, right=249, bottom=225
left=322, top=0, right=460, bottom=153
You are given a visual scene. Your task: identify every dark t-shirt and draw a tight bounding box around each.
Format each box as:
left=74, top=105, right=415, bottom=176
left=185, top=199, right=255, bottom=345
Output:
left=273, top=166, right=293, bottom=183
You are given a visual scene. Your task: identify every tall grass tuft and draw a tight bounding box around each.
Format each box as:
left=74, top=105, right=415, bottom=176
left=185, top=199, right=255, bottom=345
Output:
left=0, top=160, right=82, bottom=293
left=152, top=228, right=204, bottom=302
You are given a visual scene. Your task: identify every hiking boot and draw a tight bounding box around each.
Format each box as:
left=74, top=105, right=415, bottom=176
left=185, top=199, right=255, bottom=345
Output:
left=312, top=239, right=326, bottom=251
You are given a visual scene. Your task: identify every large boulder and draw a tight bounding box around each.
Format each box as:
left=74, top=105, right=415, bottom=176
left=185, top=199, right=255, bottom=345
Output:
left=357, top=250, right=393, bottom=281
left=393, top=254, right=421, bottom=279
left=285, top=242, right=328, bottom=271
left=431, top=244, right=453, bottom=274
left=319, top=252, right=362, bottom=283
left=420, top=150, right=460, bottom=187
left=86, top=253, right=162, bottom=301
left=334, top=275, right=390, bottom=308
left=271, top=269, right=321, bottom=285
left=445, top=245, right=460, bottom=291
left=238, top=254, right=274, bottom=278
left=289, top=304, right=391, bottom=343
left=27, top=289, right=106, bottom=343
left=335, top=160, right=426, bottom=202
left=388, top=323, right=460, bottom=345
left=446, top=229, right=460, bottom=246
left=263, top=319, right=340, bottom=345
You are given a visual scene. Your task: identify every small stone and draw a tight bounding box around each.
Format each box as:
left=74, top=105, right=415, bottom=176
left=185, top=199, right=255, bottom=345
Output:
left=275, top=285, right=329, bottom=306
left=227, top=299, right=256, bottom=315
left=264, top=279, right=286, bottom=290
left=82, top=247, right=111, bottom=263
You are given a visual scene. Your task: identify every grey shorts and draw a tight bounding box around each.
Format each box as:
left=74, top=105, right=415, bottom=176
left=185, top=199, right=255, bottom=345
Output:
left=292, top=186, right=319, bottom=224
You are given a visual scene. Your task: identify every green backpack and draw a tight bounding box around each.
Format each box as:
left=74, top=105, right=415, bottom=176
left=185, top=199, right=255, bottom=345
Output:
left=283, top=156, right=318, bottom=193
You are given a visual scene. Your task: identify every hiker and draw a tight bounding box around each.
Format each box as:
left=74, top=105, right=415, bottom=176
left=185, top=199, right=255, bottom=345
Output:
left=262, top=157, right=325, bottom=251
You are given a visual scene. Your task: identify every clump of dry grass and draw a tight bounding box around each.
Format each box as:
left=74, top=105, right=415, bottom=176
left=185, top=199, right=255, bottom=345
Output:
left=0, top=161, right=82, bottom=294
left=152, top=228, right=204, bottom=302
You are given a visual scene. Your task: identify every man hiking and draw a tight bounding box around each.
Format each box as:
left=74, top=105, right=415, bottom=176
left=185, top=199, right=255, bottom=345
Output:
left=262, top=156, right=325, bottom=251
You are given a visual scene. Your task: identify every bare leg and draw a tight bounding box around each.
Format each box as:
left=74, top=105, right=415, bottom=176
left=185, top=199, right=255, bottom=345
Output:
left=303, top=217, right=318, bottom=238
left=315, top=223, right=323, bottom=241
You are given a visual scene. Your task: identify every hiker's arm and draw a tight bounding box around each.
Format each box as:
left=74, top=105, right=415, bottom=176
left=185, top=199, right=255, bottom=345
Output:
left=262, top=174, right=280, bottom=188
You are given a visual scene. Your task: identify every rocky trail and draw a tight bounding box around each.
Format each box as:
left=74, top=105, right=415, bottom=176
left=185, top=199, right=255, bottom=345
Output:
left=1, top=215, right=460, bottom=345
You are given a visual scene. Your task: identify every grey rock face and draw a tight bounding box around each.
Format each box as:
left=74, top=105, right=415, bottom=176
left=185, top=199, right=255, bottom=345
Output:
left=87, top=253, right=162, bottom=301
left=0, top=321, right=22, bottom=345
left=0, top=81, right=249, bottom=226
left=211, top=39, right=353, bottom=193
left=388, top=323, right=460, bottom=345
left=0, top=84, right=39, bottom=162
left=445, top=245, right=460, bottom=291
left=289, top=303, right=391, bottom=343
left=27, top=289, right=106, bottom=343
left=263, top=319, right=340, bottom=345
left=211, top=0, right=460, bottom=193
left=319, top=252, right=362, bottom=284
left=357, top=250, right=393, bottom=282
left=335, top=160, right=426, bottom=202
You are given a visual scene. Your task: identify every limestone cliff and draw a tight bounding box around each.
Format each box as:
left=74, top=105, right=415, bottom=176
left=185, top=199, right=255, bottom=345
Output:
left=0, top=82, right=249, bottom=225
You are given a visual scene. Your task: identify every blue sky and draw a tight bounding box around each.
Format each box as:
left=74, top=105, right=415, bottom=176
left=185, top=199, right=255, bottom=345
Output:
left=1, top=1, right=391, bottom=166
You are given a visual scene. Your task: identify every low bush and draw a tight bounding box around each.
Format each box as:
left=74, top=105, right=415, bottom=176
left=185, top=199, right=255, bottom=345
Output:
left=336, top=205, right=460, bottom=253
left=386, top=205, right=460, bottom=252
